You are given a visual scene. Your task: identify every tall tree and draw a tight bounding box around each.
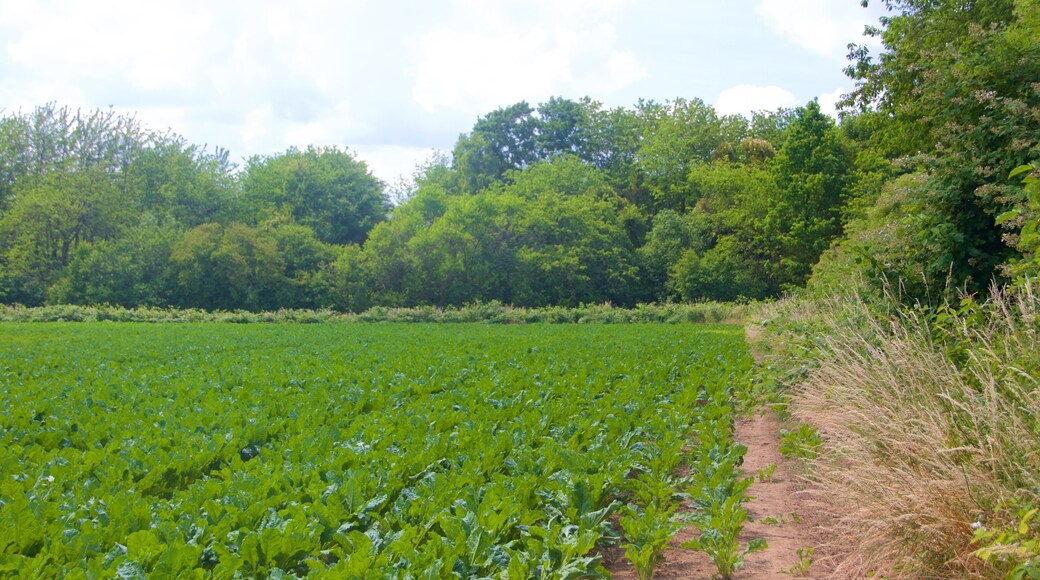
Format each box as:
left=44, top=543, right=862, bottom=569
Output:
left=638, top=98, right=748, bottom=212
left=765, top=101, right=857, bottom=289
left=453, top=102, right=538, bottom=192
left=129, top=135, right=237, bottom=227
left=844, top=0, right=1040, bottom=294
left=0, top=168, right=132, bottom=303
left=238, top=146, right=388, bottom=245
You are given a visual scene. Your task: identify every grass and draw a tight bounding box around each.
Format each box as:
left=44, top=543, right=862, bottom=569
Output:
left=753, top=282, right=1040, bottom=578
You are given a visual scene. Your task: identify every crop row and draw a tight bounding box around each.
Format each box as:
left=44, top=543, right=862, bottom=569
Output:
left=0, top=323, right=753, bottom=577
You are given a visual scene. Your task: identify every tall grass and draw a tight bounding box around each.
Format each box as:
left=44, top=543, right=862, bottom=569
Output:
left=755, top=284, right=1040, bottom=578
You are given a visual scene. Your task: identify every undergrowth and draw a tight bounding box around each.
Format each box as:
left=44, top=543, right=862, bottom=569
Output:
left=0, top=300, right=745, bottom=324
left=752, top=281, right=1040, bottom=578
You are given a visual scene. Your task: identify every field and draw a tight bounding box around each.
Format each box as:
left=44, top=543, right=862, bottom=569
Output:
left=0, top=323, right=754, bottom=577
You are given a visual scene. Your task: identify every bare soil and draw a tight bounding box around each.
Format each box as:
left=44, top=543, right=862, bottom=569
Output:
left=604, top=411, right=823, bottom=579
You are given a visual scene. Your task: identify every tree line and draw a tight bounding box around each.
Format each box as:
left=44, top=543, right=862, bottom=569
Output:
left=1, top=0, right=1037, bottom=311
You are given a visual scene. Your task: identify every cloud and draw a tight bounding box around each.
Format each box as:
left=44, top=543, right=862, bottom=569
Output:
left=353, top=145, right=441, bottom=185
left=714, top=85, right=798, bottom=117
left=409, top=1, right=645, bottom=115
left=817, top=87, right=847, bottom=118
left=754, top=0, right=883, bottom=59
left=0, top=0, right=867, bottom=183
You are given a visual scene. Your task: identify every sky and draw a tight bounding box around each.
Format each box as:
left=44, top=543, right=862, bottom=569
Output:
left=0, top=0, right=889, bottom=185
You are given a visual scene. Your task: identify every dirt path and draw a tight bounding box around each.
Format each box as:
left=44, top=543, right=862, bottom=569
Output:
left=605, top=329, right=823, bottom=578
left=736, top=410, right=823, bottom=578
left=604, top=411, right=822, bottom=578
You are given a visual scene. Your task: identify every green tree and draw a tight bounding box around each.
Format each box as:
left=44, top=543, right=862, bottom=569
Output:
left=764, top=101, right=857, bottom=289
left=638, top=209, right=710, bottom=301
left=50, top=215, right=181, bottom=307
left=0, top=168, right=131, bottom=303
left=238, top=146, right=388, bottom=245
left=169, top=223, right=288, bottom=311
left=452, top=102, right=538, bottom=191
left=639, top=99, right=749, bottom=212
left=315, top=244, right=375, bottom=312
left=845, top=0, right=1040, bottom=296
left=129, top=134, right=237, bottom=227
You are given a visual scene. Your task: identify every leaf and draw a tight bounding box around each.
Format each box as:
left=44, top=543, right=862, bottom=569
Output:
left=1010, top=164, right=1037, bottom=179
left=746, top=538, right=768, bottom=553
left=996, top=209, right=1021, bottom=225
left=1019, top=508, right=1038, bottom=535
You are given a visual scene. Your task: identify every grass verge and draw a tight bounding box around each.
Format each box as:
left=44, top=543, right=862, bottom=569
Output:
left=751, top=283, right=1040, bottom=578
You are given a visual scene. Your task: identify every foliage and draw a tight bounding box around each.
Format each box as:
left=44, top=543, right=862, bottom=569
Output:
left=844, top=0, right=1040, bottom=298
left=0, top=322, right=754, bottom=575
left=783, top=547, right=814, bottom=577
left=999, top=163, right=1040, bottom=282
left=974, top=507, right=1040, bottom=579
left=0, top=300, right=747, bottom=324
left=778, top=424, right=823, bottom=460
left=756, top=463, right=778, bottom=484
left=620, top=503, right=683, bottom=580
left=237, top=145, right=388, bottom=245
left=48, top=215, right=181, bottom=307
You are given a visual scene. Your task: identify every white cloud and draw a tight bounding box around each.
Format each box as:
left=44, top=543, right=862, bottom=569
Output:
left=353, top=145, right=440, bottom=185
left=0, top=0, right=870, bottom=183
left=409, top=1, right=645, bottom=115
left=817, top=87, right=847, bottom=118
left=7, top=2, right=213, bottom=93
left=714, top=85, right=798, bottom=117
left=754, top=0, right=882, bottom=59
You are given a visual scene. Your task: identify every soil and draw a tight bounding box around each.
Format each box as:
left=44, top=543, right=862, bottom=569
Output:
left=603, top=412, right=822, bottom=579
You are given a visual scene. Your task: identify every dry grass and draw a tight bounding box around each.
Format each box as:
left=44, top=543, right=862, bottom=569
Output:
left=756, top=284, right=1040, bottom=578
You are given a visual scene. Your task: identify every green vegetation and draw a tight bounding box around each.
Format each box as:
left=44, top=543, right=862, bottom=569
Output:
left=681, top=424, right=765, bottom=578
left=0, top=95, right=872, bottom=311
left=0, top=301, right=745, bottom=325
left=783, top=547, right=814, bottom=577
left=748, top=1, right=1040, bottom=576
left=756, top=286, right=1040, bottom=577
left=777, top=424, right=822, bottom=461
left=2, top=0, right=1039, bottom=577
left=755, top=463, right=778, bottom=483
left=0, top=322, right=755, bottom=576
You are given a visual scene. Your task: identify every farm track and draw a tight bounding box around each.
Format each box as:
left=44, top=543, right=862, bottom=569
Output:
left=737, top=410, right=824, bottom=578
left=607, top=411, right=822, bottom=579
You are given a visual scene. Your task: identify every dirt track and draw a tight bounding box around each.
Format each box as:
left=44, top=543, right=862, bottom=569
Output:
left=606, top=410, right=823, bottom=579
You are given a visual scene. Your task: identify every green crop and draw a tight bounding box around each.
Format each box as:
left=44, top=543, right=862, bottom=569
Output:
left=0, top=322, right=753, bottom=576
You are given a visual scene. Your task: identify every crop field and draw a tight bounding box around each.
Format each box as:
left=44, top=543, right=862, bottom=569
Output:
left=0, top=323, right=754, bottom=578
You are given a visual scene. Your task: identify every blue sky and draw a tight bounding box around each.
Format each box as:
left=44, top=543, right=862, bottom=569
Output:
left=0, top=0, right=888, bottom=183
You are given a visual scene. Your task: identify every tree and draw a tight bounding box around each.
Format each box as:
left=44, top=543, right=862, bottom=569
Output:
left=534, top=97, right=592, bottom=161
left=0, top=168, right=132, bottom=304
left=129, top=134, right=237, bottom=227
left=764, top=101, right=857, bottom=289
left=315, top=244, right=375, bottom=312
left=638, top=99, right=749, bottom=212
left=169, top=223, right=288, bottom=311
left=50, top=215, right=181, bottom=307
left=238, top=146, right=388, bottom=245
left=844, top=0, right=1040, bottom=295
left=452, top=102, right=538, bottom=191
left=638, top=209, right=710, bottom=301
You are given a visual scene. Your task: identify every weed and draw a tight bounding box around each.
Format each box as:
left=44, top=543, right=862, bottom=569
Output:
left=782, top=547, right=814, bottom=576
left=974, top=507, right=1040, bottom=578
left=760, top=285, right=1040, bottom=577
left=762, top=512, right=801, bottom=526
left=778, top=424, right=822, bottom=460
left=756, top=463, right=778, bottom=483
